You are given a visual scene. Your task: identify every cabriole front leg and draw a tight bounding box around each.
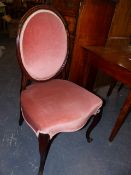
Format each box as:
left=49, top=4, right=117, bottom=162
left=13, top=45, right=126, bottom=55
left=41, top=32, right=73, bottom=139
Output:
left=38, top=133, right=50, bottom=175
left=86, top=107, right=103, bottom=143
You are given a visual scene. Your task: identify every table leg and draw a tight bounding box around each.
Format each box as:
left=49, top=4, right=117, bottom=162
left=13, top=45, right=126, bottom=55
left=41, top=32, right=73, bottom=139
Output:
left=109, top=90, right=131, bottom=141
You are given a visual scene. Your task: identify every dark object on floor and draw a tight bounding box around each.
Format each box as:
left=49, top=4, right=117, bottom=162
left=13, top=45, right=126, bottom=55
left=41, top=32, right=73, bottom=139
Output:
left=2, top=15, right=19, bottom=38
left=16, top=5, right=102, bottom=175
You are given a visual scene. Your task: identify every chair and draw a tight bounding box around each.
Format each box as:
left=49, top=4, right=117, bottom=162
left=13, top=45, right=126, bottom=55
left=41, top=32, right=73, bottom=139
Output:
left=16, top=5, right=103, bottom=175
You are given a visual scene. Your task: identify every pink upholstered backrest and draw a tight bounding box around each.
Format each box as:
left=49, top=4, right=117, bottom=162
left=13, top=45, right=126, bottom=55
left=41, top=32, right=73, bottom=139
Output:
left=19, top=7, right=67, bottom=80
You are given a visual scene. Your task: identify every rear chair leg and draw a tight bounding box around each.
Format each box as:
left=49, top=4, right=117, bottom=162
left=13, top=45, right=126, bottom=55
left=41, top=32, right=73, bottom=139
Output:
left=107, top=79, right=117, bottom=97
left=38, top=133, right=50, bottom=175
left=86, top=106, right=103, bottom=142
left=19, top=110, right=24, bottom=126
left=19, top=74, right=30, bottom=126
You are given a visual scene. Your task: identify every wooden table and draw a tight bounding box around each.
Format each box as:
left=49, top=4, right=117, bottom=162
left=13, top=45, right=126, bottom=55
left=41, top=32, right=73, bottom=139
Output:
left=81, top=44, right=131, bottom=141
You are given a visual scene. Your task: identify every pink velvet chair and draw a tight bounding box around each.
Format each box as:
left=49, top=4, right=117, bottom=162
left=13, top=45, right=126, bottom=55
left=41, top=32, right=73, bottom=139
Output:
left=16, top=5, right=103, bottom=175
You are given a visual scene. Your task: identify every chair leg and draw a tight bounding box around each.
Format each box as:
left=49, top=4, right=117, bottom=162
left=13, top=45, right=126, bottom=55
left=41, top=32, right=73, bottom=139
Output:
left=118, top=83, right=123, bottom=92
left=19, top=110, right=24, bottom=126
left=86, top=107, right=103, bottom=143
left=38, top=133, right=50, bottom=175
left=107, top=79, right=117, bottom=97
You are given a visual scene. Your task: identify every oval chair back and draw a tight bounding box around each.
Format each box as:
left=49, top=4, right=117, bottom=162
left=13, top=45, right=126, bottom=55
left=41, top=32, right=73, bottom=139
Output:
left=17, top=5, right=68, bottom=81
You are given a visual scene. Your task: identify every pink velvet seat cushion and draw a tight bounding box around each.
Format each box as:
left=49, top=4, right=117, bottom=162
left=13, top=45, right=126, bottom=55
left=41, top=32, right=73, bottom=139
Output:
left=21, top=79, right=102, bottom=138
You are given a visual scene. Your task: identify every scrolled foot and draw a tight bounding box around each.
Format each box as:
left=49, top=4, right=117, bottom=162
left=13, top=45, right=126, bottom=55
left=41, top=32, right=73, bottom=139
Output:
left=86, top=134, right=93, bottom=143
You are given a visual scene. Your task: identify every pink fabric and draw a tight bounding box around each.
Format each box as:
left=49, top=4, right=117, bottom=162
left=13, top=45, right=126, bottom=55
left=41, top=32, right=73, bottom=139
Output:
left=20, top=10, right=67, bottom=80
left=21, top=79, right=102, bottom=138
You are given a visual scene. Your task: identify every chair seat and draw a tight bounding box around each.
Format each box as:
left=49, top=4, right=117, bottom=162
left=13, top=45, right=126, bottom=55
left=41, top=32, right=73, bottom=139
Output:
left=21, top=79, right=102, bottom=138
